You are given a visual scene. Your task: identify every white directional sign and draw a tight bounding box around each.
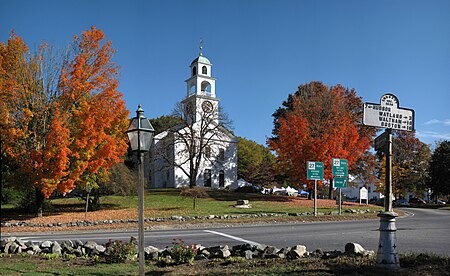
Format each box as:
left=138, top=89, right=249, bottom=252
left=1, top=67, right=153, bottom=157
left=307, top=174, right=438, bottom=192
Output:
left=363, top=94, right=414, bottom=131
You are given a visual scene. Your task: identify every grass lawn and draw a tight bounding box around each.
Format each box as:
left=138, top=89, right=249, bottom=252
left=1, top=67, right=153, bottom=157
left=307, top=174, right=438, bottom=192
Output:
left=0, top=252, right=448, bottom=275
left=57, top=189, right=381, bottom=216
left=1, top=189, right=384, bottom=232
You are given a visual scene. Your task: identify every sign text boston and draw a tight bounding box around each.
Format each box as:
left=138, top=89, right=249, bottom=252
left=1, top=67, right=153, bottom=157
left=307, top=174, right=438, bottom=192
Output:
left=363, top=94, right=414, bottom=131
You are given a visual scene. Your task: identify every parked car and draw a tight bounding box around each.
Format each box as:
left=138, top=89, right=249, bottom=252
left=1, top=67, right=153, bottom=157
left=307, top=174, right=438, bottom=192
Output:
left=394, top=198, right=410, bottom=207
left=409, top=198, right=426, bottom=205
left=435, top=199, right=446, bottom=205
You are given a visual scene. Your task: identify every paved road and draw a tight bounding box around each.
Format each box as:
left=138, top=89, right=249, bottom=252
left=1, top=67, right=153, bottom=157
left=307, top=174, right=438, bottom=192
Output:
left=13, top=208, right=450, bottom=255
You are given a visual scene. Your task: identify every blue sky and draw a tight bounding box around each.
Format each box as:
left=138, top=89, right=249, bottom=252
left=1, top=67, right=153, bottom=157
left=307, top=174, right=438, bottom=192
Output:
left=1, top=0, right=449, bottom=146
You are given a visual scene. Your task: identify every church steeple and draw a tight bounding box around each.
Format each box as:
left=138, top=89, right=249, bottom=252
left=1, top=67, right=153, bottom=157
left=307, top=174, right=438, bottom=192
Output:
left=185, top=41, right=216, bottom=97
left=183, top=42, right=219, bottom=124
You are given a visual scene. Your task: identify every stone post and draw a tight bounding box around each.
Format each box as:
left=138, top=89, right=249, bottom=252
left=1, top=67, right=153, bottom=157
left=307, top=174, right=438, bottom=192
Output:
left=376, top=211, right=400, bottom=269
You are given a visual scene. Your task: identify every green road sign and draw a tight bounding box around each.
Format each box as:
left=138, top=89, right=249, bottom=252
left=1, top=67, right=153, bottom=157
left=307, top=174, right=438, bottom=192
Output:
left=307, top=161, right=324, bottom=180
left=332, top=158, right=348, bottom=177
left=333, top=177, right=347, bottom=188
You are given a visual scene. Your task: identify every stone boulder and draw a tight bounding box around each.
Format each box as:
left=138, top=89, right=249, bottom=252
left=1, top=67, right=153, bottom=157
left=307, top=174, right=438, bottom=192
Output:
left=344, top=242, right=375, bottom=257
left=287, top=245, right=307, bottom=259
left=345, top=242, right=365, bottom=255
left=52, top=241, right=62, bottom=255
left=206, top=245, right=231, bottom=258
left=262, top=245, right=280, bottom=258
left=84, top=241, right=98, bottom=255
left=144, top=245, right=159, bottom=260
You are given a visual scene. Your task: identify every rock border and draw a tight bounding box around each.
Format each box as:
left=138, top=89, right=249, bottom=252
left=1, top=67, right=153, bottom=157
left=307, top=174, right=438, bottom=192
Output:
left=0, top=237, right=374, bottom=261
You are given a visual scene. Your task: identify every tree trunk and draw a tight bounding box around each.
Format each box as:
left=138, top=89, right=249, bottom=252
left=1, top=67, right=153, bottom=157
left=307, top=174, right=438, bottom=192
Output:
left=35, top=188, right=45, bottom=217
left=89, top=195, right=101, bottom=211
left=189, top=175, right=196, bottom=188
left=189, top=166, right=197, bottom=188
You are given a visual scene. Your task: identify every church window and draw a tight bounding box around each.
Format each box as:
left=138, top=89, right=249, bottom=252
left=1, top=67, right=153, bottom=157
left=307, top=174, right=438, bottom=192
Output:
left=218, top=148, right=225, bottom=161
left=219, top=170, right=225, bottom=187
left=192, top=66, right=197, bottom=76
left=202, top=66, right=207, bottom=75
left=204, top=169, right=212, bottom=187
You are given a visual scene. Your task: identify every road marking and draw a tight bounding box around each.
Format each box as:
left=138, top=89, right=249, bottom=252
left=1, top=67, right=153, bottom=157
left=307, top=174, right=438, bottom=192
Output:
left=204, top=230, right=260, bottom=246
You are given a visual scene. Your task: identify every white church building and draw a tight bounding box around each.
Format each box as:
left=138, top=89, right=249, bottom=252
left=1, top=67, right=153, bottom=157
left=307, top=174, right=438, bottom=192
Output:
left=150, top=47, right=238, bottom=189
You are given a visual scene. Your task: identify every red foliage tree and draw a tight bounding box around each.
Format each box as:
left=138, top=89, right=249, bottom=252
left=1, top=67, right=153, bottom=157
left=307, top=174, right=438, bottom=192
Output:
left=269, top=82, right=375, bottom=187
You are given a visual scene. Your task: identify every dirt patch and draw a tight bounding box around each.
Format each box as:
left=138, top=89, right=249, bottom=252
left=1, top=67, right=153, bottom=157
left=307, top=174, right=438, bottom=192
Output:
left=280, top=197, right=366, bottom=208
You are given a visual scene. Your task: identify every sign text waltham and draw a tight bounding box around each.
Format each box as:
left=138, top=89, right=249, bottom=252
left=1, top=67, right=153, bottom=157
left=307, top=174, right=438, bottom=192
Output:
left=363, top=94, right=414, bottom=131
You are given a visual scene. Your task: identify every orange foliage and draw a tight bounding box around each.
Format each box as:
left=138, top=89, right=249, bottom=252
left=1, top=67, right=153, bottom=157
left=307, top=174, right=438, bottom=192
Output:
left=57, top=26, right=129, bottom=194
left=1, top=27, right=129, bottom=200
left=0, top=31, right=30, bottom=158
left=269, top=83, right=372, bottom=185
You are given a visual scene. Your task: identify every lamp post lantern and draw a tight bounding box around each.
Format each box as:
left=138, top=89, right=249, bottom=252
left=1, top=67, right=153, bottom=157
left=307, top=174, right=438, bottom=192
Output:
left=126, top=105, right=155, bottom=276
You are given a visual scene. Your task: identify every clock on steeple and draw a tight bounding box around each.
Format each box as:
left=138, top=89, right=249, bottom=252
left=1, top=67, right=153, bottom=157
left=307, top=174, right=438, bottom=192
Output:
left=183, top=41, right=219, bottom=124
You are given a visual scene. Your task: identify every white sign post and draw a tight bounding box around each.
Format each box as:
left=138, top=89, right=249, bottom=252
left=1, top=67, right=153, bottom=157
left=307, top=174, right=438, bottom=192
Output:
left=364, top=93, right=415, bottom=270
left=359, top=187, right=368, bottom=205
left=363, top=93, right=414, bottom=131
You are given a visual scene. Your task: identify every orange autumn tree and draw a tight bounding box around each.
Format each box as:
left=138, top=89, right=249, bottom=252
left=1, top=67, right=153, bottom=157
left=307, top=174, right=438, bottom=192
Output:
left=0, top=32, right=63, bottom=214
left=56, top=26, right=129, bottom=211
left=269, top=81, right=375, bottom=188
left=0, top=27, right=129, bottom=216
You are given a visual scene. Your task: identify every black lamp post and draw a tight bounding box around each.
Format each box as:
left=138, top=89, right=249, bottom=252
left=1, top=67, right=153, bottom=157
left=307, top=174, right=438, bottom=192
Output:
left=126, top=105, right=155, bottom=276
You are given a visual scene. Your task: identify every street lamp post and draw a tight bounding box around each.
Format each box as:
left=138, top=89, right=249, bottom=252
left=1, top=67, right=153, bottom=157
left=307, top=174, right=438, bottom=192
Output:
left=126, top=105, right=155, bottom=276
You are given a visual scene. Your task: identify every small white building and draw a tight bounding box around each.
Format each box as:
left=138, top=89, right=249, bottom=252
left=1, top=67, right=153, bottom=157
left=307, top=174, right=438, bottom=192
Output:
left=150, top=47, right=238, bottom=189
left=341, top=175, right=384, bottom=201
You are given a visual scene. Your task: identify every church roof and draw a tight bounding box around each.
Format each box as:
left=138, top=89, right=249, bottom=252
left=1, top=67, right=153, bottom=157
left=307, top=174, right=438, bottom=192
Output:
left=191, top=55, right=211, bottom=65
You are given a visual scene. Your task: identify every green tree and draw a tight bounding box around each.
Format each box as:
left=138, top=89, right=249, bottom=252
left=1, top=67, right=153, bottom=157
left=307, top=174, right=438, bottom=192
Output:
left=428, top=140, right=450, bottom=198
left=149, top=115, right=183, bottom=135
left=238, top=137, right=275, bottom=186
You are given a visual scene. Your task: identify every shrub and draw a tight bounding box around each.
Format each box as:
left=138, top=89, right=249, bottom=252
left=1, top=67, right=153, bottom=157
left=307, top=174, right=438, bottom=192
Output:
left=42, top=253, right=60, bottom=260
left=1, top=187, right=23, bottom=205
left=62, top=253, right=77, bottom=261
left=104, top=237, right=137, bottom=263
left=171, top=239, right=198, bottom=264
left=235, top=185, right=260, bottom=193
